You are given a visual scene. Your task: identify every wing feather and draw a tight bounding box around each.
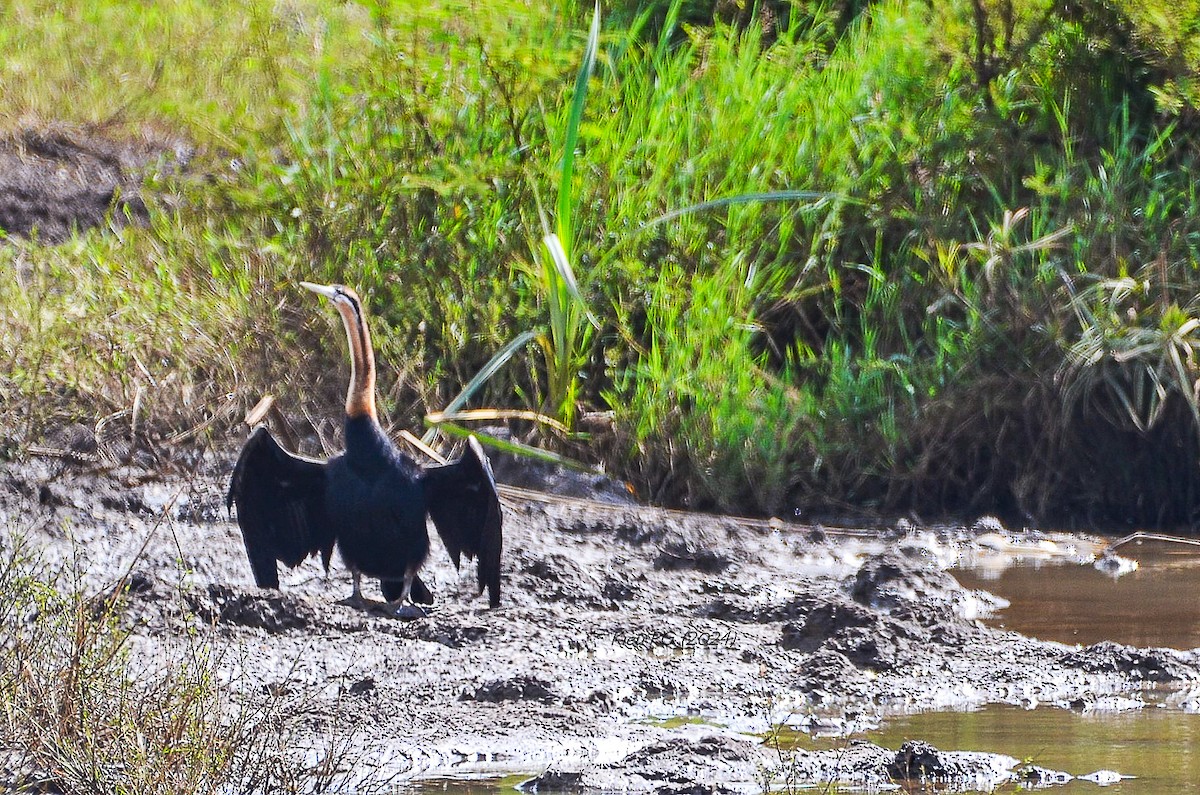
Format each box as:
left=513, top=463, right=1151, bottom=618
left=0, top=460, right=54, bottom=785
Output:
left=423, top=436, right=503, bottom=607
left=227, top=426, right=334, bottom=588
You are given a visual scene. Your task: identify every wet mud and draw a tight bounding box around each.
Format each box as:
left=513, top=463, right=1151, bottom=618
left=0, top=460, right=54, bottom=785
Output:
left=2, top=452, right=1198, bottom=792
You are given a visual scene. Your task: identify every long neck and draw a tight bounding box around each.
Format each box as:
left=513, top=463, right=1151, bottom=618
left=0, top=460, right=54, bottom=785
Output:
left=336, top=300, right=377, bottom=420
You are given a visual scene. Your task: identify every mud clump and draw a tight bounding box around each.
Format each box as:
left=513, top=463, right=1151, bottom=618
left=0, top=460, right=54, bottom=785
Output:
left=788, top=739, right=1021, bottom=790
left=888, top=739, right=946, bottom=779
left=512, top=550, right=629, bottom=609
left=655, top=539, right=730, bottom=573
left=783, top=602, right=922, bottom=672
left=188, top=584, right=313, bottom=632
left=704, top=591, right=820, bottom=623
left=570, top=735, right=767, bottom=794
left=1061, top=640, right=1200, bottom=682
left=347, top=677, right=375, bottom=695
left=795, top=648, right=868, bottom=689
left=778, top=552, right=977, bottom=672
left=638, top=672, right=687, bottom=698
left=780, top=600, right=875, bottom=650
left=851, top=551, right=962, bottom=611
left=467, top=675, right=559, bottom=703
left=887, top=739, right=1028, bottom=786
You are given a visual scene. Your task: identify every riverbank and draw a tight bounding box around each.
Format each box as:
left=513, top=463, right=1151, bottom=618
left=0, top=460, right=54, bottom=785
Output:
left=3, top=451, right=1196, bottom=791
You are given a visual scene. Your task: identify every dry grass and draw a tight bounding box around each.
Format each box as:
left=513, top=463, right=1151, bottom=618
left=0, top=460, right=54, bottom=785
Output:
left=0, top=533, right=370, bottom=794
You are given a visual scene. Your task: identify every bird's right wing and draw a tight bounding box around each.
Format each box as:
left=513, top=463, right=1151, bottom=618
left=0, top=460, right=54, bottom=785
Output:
left=226, top=426, right=335, bottom=588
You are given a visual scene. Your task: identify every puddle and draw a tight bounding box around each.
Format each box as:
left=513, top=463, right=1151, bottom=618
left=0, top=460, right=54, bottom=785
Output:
left=954, top=537, right=1200, bottom=649
left=765, top=702, right=1200, bottom=792
left=401, top=777, right=525, bottom=794
left=869, top=704, right=1200, bottom=792
left=406, top=703, right=1200, bottom=793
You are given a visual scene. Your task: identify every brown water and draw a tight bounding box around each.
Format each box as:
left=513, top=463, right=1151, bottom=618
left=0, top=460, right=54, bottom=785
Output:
left=953, top=537, right=1200, bottom=649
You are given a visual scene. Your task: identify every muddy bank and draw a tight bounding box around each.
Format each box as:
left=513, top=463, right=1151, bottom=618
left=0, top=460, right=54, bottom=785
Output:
left=2, top=452, right=1198, bottom=792
left=0, top=126, right=189, bottom=242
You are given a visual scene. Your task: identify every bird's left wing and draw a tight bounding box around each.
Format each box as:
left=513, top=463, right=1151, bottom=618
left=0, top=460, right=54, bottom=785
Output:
left=227, top=426, right=335, bottom=588
left=422, top=436, right=503, bottom=607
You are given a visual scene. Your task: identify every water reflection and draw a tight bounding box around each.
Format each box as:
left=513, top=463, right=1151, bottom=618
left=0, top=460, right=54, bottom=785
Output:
left=867, top=704, right=1200, bottom=793
left=401, top=776, right=525, bottom=794
left=954, top=537, right=1200, bottom=649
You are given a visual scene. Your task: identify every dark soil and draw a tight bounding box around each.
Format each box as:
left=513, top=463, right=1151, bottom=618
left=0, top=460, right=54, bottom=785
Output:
left=2, top=449, right=1197, bottom=793
left=0, top=126, right=190, bottom=242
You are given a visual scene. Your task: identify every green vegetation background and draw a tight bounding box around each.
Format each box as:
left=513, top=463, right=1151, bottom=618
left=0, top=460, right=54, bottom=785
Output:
left=4, top=0, right=1200, bottom=527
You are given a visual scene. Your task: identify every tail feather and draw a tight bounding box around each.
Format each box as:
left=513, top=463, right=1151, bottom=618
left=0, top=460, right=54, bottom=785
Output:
left=381, top=575, right=434, bottom=605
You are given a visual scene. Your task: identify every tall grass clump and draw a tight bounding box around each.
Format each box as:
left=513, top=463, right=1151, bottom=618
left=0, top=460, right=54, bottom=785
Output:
left=586, top=0, right=1200, bottom=523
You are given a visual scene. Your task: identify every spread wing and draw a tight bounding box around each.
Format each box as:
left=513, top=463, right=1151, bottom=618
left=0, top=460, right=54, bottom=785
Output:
left=226, top=425, right=335, bottom=588
left=422, top=436, right=503, bottom=607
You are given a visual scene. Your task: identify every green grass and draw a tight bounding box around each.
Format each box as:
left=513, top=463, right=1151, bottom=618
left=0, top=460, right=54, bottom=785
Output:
left=0, top=0, right=374, bottom=145
left=4, top=0, right=1200, bottom=524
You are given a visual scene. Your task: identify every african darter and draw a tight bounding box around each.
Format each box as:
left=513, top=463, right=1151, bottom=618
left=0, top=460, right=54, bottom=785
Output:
left=227, top=282, right=502, bottom=613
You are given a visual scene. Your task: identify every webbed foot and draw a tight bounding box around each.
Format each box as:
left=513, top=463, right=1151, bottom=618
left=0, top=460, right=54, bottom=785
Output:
left=384, top=601, right=429, bottom=620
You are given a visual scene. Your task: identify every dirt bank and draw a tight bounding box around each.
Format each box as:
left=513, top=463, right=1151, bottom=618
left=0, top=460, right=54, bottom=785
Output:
left=0, top=126, right=189, bottom=242
left=2, top=450, right=1198, bottom=792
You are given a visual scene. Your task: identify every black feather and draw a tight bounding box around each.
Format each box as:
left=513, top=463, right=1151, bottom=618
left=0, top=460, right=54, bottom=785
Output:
left=227, top=426, right=334, bottom=588
left=228, top=423, right=503, bottom=606
left=382, top=575, right=434, bottom=605
left=423, top=436, right=504, bottom=608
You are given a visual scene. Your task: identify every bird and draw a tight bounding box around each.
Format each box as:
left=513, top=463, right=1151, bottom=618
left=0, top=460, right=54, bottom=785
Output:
left=226, top=281, right=503, bottom=614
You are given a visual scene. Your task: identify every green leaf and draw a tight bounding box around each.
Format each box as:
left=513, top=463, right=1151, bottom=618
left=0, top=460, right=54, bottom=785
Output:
left=543, top=233, right=600, bottom=330
left=422, top=330, right=539, bottom=445
left=431, top=422, right=597, bottom=472
left=557, top=1, right=601, bottom=259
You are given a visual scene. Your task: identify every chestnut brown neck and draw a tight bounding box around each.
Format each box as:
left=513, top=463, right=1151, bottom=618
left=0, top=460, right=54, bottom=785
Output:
left=333, top=296, right=377, bottom=421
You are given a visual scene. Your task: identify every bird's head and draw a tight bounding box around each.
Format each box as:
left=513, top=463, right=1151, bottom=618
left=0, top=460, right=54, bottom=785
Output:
left=300, top=281, right=360, bottom=310
left=301, top=281, right=376, bottom=417
left=300, top=281, right=366, bottom=329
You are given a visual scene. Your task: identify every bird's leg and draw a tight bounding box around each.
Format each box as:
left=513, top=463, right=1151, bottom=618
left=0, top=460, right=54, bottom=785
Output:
left=384, top=569, right=427, bottom=620
left=338, top=570, right=367, bottom=609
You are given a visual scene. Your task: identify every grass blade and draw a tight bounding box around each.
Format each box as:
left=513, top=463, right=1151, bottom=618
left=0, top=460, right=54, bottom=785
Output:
left=543, top=233, right=601, bottom=330
left=426, top=407, right=572, bottom=435
left=643, top=190, right=839, bottom=230
left=557, top=1, right=601, bottom=257
left=432, top=421, right=598, bottom=472
left=422, top=330, right=539, bottom=445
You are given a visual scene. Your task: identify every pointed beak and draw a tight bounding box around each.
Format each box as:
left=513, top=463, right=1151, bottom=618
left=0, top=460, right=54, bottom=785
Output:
left=300, top=281, right=338, bottom=300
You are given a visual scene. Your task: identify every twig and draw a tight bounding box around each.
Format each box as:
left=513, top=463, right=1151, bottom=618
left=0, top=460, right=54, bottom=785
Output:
left=1106, top=531, right=1200, bottom=552
left=397, top=429, right=447, bottom=464
left=26, top=446, right=103, bottom=465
